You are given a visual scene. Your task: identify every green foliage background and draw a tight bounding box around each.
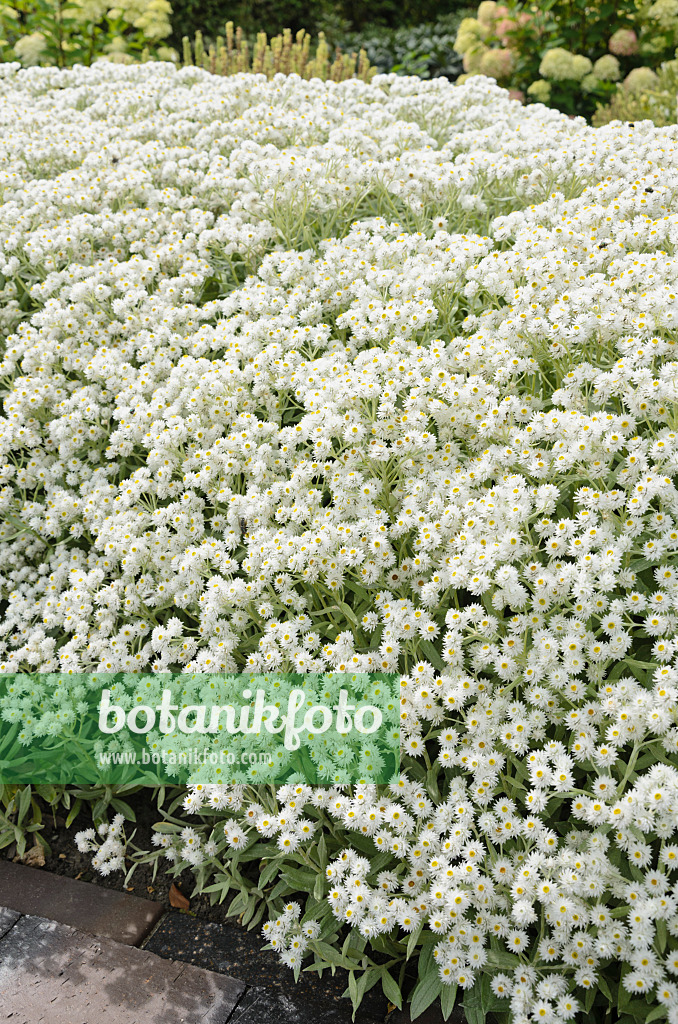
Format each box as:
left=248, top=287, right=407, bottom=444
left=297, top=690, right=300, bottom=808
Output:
left=167, top=0, right=471, bottom=49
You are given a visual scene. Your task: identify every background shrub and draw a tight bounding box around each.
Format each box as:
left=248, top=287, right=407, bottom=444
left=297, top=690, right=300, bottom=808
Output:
left=327, top=12, right=475, bottom=81
left=454, top=0, right=678, bottom=120
left=167, top=0, right=333, bottom=52
left=0, top=0, right=176, bottom=66
left=592, top=51, right=678, bottom=127
left=166, top=0, right=472, bottom=51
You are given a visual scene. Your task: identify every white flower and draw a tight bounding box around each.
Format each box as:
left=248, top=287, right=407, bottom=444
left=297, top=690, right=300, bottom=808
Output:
left=4, top=62, right=678, bottom=1007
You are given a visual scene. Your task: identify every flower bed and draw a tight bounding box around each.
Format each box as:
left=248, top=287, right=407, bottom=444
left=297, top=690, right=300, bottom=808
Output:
left=1, top=62, right=678, bottom=1023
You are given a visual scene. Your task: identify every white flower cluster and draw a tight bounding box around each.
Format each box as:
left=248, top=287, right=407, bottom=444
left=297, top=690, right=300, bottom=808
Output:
left=2, top=60, right=678, bottom=1021
left=262, top=903, right=322, bottom=970
left=75, top=812, right=127, bottom=874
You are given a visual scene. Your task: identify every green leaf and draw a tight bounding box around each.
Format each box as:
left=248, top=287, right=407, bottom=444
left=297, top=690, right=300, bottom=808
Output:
left=621, top=1001, right=665, bottom=1021
left=343, top=581, right=370, bottom=607
left=407, top=920, right=424, bottom=959
left=14, top=826, right=26, bottom=859
left=0, top=832, right=16, bottom=851
left=247, top=902, right=266, bottom=931
left=367, top=852, right=393, bottom=877
left=240, top=896, right=259, bottom=927
left=418, top=639, right=446, bottom=672
left=268, top=876, right=292, bottom=901
left=409, top=968, right=443, bottom=1020
left=463, top=980, right=485, bottom=1024
left=625, top=659, right=653, bottom=683
left=17, top=786, right=32, bottom=827
left=202, top=875, right=232, bottom=899
left=645, top=1007, right=669, bottom=1024
left=440, top=983, right=458, bottom=1022
left=381, top=968, right=403, bottom=1010
left=65, top=798, right=82, bottom=829
left=33, top=784, right=59, bottom=804
left=607, top=660, right=629, bottom=682
left=597, top=974, right=613, bottom=1003
left=348, top=970, right=358, bottom=1010
left=417, top=942, right=435, bottom=983
left=425, top=765, right=441, bottom=802
left=259, top=859, right=282, bottom=889
left=110, top=798, right=136, bottom=822
left=308, top=940, right=358, bottom=971
left=226, top=891, right=248, bottom=918
left=357, top=967, right=378, bottom=1005
left=629, top=557, right=655, bottom=571
left=333, top=601, right=359, bottom=627
left=348, top=834, right=377, bottom=856
left=486, top=948, right=520, bottom=971
left=280, top=866, right=316, bottom=893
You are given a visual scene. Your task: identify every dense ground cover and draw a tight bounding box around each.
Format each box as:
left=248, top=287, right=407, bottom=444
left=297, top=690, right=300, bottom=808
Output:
left=1, top=63, right=678, bottom=1023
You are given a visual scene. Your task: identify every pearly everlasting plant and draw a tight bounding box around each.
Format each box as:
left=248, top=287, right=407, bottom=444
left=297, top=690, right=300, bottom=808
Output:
left=75, top=811, right=127, bottom=874
left=0, top=62, right=678, bottom=1022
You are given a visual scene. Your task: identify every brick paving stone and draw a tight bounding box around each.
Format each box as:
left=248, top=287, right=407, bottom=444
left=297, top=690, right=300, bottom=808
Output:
left=0, top=906, right=19, bottom=941
left=0, top=913, right=245, bottom=1023
left=0, top=860, right=162, bottom=945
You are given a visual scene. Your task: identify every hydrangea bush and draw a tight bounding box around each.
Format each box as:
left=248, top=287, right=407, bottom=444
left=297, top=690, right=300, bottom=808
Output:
left=1, top=62, right=678, bottom=1023
left=591, top=53, right=678, bottom=129
left=454, top=0, right=678, bottom=123
left=0, top=0, right=175, bottom=67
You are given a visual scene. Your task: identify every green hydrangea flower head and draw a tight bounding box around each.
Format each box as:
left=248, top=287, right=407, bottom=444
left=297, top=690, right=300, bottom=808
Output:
left=580, top=72, right=600, bottom=93
left=539, top=48, right=575, bottom=81
left=13, top=31, right=47, bottom=65
left=463, top=44, right=488, bottom=74
left=526, top=79, right=551, bottom=103
left=593, top=55, right=621, bottom=81
left=623, top=66, right=660, bottom=93
left=571, top=54, right=593, bottom=81
left=647, top=0, right=678, bottom=30
left=454, top=18, right=485, bottom=54
left=477, top=1, right=498, bottom=27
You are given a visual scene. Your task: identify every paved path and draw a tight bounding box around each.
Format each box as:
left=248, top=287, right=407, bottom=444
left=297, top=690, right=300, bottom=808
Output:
left=0, top=907, right=244, bottom=1023
left=0, top=860, right=162, bottom=946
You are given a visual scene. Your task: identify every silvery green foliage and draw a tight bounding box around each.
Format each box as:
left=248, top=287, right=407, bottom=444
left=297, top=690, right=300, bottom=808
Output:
left=1, top=61, right=678, bottom=1021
